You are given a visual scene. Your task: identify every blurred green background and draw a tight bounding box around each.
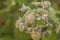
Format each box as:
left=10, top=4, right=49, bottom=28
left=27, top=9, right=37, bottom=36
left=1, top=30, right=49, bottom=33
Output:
left=0, top=0, right=60, bottom=40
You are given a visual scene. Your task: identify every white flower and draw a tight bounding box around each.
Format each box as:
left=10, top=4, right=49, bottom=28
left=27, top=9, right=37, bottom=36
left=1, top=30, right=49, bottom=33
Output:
left=32, top=2, right=40, bottom=7
left=41, top=14, right=48, bottom=20
left=18, top=23, right=25, bottom=31
left=36, top=17, right=41, bottom=20
left=40, top=10, right=48, bottom=22
left=19, top=4, right=30, bottom=12
left=41, top=1, right=51, bottom=10
left=16, top=17, right=26, bottom=32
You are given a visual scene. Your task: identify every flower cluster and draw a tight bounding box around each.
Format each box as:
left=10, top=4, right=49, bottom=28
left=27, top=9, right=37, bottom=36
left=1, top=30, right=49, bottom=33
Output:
left=15, top=1, right=59, bottom=40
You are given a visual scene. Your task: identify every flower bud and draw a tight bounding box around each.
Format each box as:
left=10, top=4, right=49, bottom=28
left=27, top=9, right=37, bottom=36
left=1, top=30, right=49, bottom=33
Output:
left=43, top=30, right=51, bottom=38
left=16, top=18, right=26, bottom=32
left=19, top=4, right=30, bottom=12
left=19, top=23, right=26, bottom=32
left=31, top=32, right=41, bottom=40
left=40, top=10, right=48, bottom=23
left=16, top=19, right=22, bottom=28
left=41, top=1, right=51, bottom=10
left=25, top=13, right=36, bottom=24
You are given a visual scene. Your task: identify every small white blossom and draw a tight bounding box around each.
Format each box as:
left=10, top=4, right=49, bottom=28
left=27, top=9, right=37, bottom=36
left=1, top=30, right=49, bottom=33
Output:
left=36, top=17, right=41, bottom=20
left=41, top=1, right=51, bottom=10
left=41, top=14, right=48, bottom=20
left=19, top=23, right=25, bottom=31
left=32, top=2, right=40, bottom=7
left=16, top=17, right=26, bottom=32
left=40, top=9, right=49, bottom=23
left=19, top=4, right=30, bottom=12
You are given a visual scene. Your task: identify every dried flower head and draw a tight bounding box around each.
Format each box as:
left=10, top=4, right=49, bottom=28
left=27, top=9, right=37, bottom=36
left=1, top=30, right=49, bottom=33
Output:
left=43, top=30, right=51, bottom=38
left=31, top=31, right=41, bottom=40
left=40, top=10, right=48, bottom=23
left=16, top=17, right=26, bottom=32
left=41, top=1, right=51, bottom=10
left=25, top=12, right=36, bottom=24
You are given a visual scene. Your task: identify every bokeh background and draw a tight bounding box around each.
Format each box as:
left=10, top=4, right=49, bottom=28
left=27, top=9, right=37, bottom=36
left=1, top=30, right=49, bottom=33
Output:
left=0, top=0, right=60, bottom=40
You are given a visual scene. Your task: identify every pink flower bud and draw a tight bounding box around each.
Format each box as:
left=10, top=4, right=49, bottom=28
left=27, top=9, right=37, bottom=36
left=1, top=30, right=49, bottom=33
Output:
left=25, top=13, right=36, bottom=24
